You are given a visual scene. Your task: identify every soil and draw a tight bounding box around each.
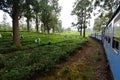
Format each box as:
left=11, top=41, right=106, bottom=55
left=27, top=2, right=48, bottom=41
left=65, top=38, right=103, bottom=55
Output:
left=36, top=38, right=113, bottom=80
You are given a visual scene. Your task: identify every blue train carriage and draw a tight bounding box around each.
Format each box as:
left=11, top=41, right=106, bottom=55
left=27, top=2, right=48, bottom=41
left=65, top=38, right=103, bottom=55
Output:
left=90, top=31, right=102, bottom=41
left=89, top=31, right=96, bottom=38
left=103, top=5, right=120, bottom=80
left=101, top=27, right=105, bottom=43
left=96, top=31, right=102, bottom=40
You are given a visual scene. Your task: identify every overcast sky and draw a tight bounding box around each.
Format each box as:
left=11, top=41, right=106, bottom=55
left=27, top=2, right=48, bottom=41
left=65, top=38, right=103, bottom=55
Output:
left=58, top=0, right=77, bottom=29
left=0, top=10, right=12, bottom=25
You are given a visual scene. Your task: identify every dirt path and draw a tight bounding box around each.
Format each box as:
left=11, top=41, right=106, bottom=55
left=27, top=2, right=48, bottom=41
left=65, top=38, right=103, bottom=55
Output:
left=36, top=38, right=113, bottom=80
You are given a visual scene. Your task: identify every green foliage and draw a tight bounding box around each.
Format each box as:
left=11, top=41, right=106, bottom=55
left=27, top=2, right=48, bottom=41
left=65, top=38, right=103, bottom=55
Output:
left=94, top=0, right=119, bottom=12
left=93, top=0, right=120, bottom=31
left=0, top=0, right=35, bottom=16
left=92, top=49, right=102, bottom=61
left=58, top=62, right=93, bottom=80
left=1, top=70, right=20, bottom=80
left=60, top=66, right=71, bottom=76
left=72, top=0, right=93, bottom=37
left=0, top=54, right=5, bottom=69
left=0, top=32, right=88, bottom=80
left=93, top=16, right=106, bottom=31
left=31, top=0, right=61, bottom=33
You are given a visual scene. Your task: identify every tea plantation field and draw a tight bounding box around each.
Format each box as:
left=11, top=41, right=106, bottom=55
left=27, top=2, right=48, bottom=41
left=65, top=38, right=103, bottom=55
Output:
left=0, top=32, right=88, bottom=80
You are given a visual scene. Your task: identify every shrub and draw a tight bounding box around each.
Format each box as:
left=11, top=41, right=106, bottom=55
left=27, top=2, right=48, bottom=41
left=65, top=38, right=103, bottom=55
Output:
left=5, top=53, right=30, bottom=70
left=1, top=69, right=20, bottom=80
left=30, top=56, right=56, bottom=75
left=49, top=46, right=68, bottom=63
left=0, top=32, right=88, bottom=79
left=58, top=66, right=71, bottom=79
left=0, top=54, right=5, bottom=69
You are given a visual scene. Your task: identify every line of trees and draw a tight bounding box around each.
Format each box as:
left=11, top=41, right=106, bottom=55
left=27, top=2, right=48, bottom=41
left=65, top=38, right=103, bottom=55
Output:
left=0, top=0, right=61, bottom=46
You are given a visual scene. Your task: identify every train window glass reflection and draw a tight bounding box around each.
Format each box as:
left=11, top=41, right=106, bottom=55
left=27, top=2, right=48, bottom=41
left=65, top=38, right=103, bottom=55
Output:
left=113, top=13, right=120, bottom=53
left=108, top=24, right=112, bottom=43
left=106, top=28, right=109, bottom=41
left=105, top=28, right=107, bottom=40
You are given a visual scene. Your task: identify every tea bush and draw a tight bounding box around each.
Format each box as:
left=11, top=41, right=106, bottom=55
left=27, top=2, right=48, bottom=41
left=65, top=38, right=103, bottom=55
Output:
left=0, top=32, right=88, bottom=80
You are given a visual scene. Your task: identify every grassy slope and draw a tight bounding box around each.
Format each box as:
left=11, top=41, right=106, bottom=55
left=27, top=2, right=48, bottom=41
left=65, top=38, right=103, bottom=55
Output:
left=0, top=31, right=88, bottom=80
left=0, top=32, right=90, bottom=54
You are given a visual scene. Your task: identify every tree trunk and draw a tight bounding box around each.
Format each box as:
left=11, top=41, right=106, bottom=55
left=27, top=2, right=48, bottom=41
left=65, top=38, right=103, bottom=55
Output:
left=12, top=1, right=21, bottom=46
left=80, top=27, right=82, bottom=36
left=41, top=24, right=43, bottom=33
left=53, top=27, right=55, bottom=33
left=36, top=13, right=39, bottom=32
left=83, top=17, right=86, bottom=38
left=43, top=27, right=45, bottom=33
left=83, top=10, right=86, bottom=38
left=47, top=28, right=50, bottom=34
left=47, top=30, right=50, bottom=34
left=77, top=27, right=79, bottom=32
left=83, top=25, right=86, bottom=38
left=27, top=18, right=30, bottom=32
left=47, top=25, right=50, bottom=34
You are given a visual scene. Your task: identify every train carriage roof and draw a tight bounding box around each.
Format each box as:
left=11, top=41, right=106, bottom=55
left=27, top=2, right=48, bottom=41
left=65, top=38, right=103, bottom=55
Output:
left=106, top=5, right=120, bottom=26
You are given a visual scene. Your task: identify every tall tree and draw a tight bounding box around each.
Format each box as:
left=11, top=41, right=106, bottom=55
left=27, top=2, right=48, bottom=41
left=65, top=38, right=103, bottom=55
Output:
left=77, top=19, right=83, bottom=36
left=0, top=0, right=34, bottom=46
left=49, top=0, right=61, bottom=33
left=42, top=5, right=52, bottom=34
left=33, top=0, right=41, bottom=32
left=72, top=0, right=93, bottom=37
left=40, top=0, right=61, bottom=34
left=0, top=0, right=21, bottom=46
left=49, top=12, right=58, bottom=33
left=23, top=2, right=33, bottom=32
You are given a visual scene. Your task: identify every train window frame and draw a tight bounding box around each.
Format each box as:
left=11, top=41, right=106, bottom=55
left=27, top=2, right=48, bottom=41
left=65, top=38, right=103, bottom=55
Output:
left=103, top=30, right=105, bottom=41
left=112, top=37, right=119, bottom=53
left=105, top=28, right=107, bottom=41
left=112, top=12, right=120, bottom=54
left=108, top=24, right=112, bottom=44
left=105, top=29, right=107, bottom=41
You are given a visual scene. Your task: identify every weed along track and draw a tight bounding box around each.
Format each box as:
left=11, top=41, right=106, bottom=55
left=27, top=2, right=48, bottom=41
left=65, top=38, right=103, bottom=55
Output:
left=36, top=38, right=113, bottom=80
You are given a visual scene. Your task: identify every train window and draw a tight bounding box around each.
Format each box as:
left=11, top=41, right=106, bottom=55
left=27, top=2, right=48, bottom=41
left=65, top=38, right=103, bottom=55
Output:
left=108, top=37, right=111, bottom=43
left=105, top=29, right=107, bottom=40
left=112, top=38, right=119, bottom=52
left=102, top=30, right=105, bottom=41
left=113, top=13, right=120, bottom=53
left=105, top=28, right=109, bottom=42
left=108, top=24, right=112, bottom=43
